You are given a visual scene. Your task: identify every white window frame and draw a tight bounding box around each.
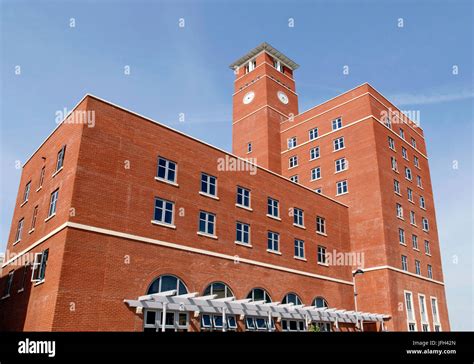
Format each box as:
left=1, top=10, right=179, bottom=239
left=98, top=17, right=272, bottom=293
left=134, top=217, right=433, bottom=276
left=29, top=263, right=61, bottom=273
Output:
left=404, top=290, right=417, bottom=331
left=430, top=297, right=441, bottom=331
left=247, top=142, right=252, bottom=153
left=399, top=228, right=405, bottom=245
left=399, top=128, right=405, bottom=140
left=414, top=155, right=419, bottom=168
left=309, top=128, right=318, bottom=141
left=235, top=221, right=251, bottom=245
left=290, top=175, right=298, bottom=183
left=415, top=260, right=421, bottom=275
left=156, top=156, right=177, bottom=184
left=47, top=189, right=59, bottom=218
left=422, top=217, right=429, bottom=232
left=388, top=136, right=395, bottom=150
left=391, top=157, right=398, bottom=172
left=31, top=249, right=48, bottom=283
left=401, top=255, right=408, bottom=271
left=236, top=186, right=251, bottom=209
left=394, top=179, right=400, bottom=194
left=55, top=145, right=66, bottom=172
left=402, top=147, right=408, bottom=160
left=411, top=137, right=417, bottom=149
left=424, top=240, right=430, bottom=255
left=417, top=175, right=423, bottom=188
left=293, top=208, right=304, bottom=227
left=410, top=210, right=416, bottom=226
left=317, top=245, right=327, bottom=265
left=335, top=158, right=347, bottom=173
left=14, top=218, right=24, bottom=243
left=267, top=197, right=280, bottom=219
left=200, top=173, right=217, bottom=197
left=407, top=188, right=413, bottom=202
left=427, top=264, right=433, bottom=279
left=289, top=155, right=298, bottom=169
left=198, top=211, right=216, bottom=237
left=316, top=216, right=326, bottom=234
left=396, top=203, right=404, bottom=219
left=418, top=294, right=429, bottom=331
left=332, top=117, right=342, bottom=131
left=310, top=146, right=320, bottom=160
left=153, top=197, right=175, bottom=227
left=405, top=167, right=412, bottom=181
left=419, top=196, right=425, bottom=209
left=336, top=180, right=348, bottom=195
left=22, top=181, right=31, bottom=204
left=267, top=231, right=280, bottom=253
left=333, top=137, right=345, bottom=151
left=311, top=167, right=321, bottom=181
left=38, top=166, right=45, bottom=190
left=288, top=137, right=297, bottom=150
left=294, top=239, right=305, bottom=259
left=412, top=234, right=418, bottom=250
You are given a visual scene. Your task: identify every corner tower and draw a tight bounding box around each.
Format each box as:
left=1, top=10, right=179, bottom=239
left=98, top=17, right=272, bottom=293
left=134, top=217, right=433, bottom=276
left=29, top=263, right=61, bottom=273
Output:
left=229, top=43, right=299, bottom=172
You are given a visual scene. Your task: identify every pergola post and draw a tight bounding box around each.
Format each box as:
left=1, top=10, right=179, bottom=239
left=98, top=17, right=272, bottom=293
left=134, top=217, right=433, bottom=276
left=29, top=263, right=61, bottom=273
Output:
left=161, top=302, right=167, bottom=332
left=222, top=307, right=227, bottom=332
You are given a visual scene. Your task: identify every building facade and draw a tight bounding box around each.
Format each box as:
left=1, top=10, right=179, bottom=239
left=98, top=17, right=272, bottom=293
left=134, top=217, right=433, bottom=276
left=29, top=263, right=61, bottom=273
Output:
left=0, top=43, right=449, bottom=332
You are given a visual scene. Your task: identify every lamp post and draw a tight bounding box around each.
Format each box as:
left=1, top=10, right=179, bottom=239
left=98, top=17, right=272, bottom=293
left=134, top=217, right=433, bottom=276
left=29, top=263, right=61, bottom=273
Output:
left=352, top=269, right=364, bottom=331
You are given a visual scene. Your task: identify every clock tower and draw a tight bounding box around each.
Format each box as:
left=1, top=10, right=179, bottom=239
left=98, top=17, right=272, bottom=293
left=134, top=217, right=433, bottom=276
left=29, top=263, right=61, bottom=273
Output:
left=229, top=43, right=299, bottom=173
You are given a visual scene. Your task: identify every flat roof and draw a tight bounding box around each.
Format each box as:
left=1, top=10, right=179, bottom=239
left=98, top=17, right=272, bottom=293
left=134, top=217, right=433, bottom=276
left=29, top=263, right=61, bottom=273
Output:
left=229, top=42, right=299, bottom=70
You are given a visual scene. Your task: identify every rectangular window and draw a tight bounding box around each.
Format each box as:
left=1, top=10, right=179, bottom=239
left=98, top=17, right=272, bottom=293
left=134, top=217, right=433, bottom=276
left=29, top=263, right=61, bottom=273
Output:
left=199, top=211, right=216, bottom=236
left=336, top=180, right=348, bottom=195
left=420, top=196, right=426, bottom=209
left=267, top=231, right=280, bottom=252
left=3, top=271, right=14, bottom=297
left=399, top=228, right=405, bottom=245
left=431, top=297, right=440, bottom=325
left=31, top=249, right=49, bottom=283
left=410, top=211, right=416, bottom=225
left=153, top=197, right=174, bottom=225
left=236, top=222, right=250, bottom=245
left=427, top=264, right=433, bottom=279
left=333, top=137, right=345, bottom=151
left=415, top=260, right=421, bottom=275
left=385, top=115, right=392, bottom=129
left=417, top=175, right=422, bottom=188
left=48, top=189, right=59, bottom=218
left=399, top=128, right=405, bottom=140
left=412, top=234, right=418, bottom=250
left=310, top=146, right=320, bottom=160
left=22, top=181, right=31, bottom=204
left=419, top=295, right=428, bottom=325
left=290, top=175, right=298, bottom=183
left=405, top=291, right=415, bottom=322
left=157, top=157, right=177, bottom=183
left=18, top=263, right=30, bottom=292
left=288, top=137, right=297, bottom=149
left=309, top=128, right=318, bottom=140
left=236, top=186, right=251, bottom=208
left=311, top=167, right=321, bottom=180
left=293, top=208, right=304, bottom=227
left=317, top=245, right=327, bottom=264
left=402, top=147, right=408, bottom=160
left=247, top=142, right=252, bottom=153
left=332, top=117, right=342, bottom=131
left=38, top=167, right=45, bottom=189
left=411, top=137, right=417, bottom=149
left=391, top=157, right=398, bottom=171
left=388, top=136, right=395, bottom=150
left=267, top=197, right=279, bottom=218
left=422, top=217, right=429, bottom=231
left=316, top=216, right=326, bottom=234
left=335, top=158, right=347, bottom=172
left=15, top=218, right=24, bottom=243
left=424, top=240, right=430, bottom=255
left=200, top=173, right=217, bottom=196
left=294, top=239, right=305, bottom=259
left=289, top=155, right=298, bottom=168
left=30, top=206, right=38, bottom=231
left=56, top=145, right=66, bottom=172
left=394, top=179, right=400, bottom=194
left=396, top=203, right=404, bottom=219
left=414, top=156, right=419, bottom=168
left=407, top=188, right=413, bottom=202
left=401, top=255, right=408, bottom=271
left=405, top=167, right=412, bottom=180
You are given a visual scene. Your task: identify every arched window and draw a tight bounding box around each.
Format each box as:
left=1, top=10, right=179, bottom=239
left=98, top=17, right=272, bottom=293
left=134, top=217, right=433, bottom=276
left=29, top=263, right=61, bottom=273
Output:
left=313, top=296, right=328, bottom=308
left=203, top=282, right=234, bottom=299
left=282, top=293, right=302, bottom=305
left=246, top=288, right=272, bottom=303
left=147, top=274, right=188, bottom=295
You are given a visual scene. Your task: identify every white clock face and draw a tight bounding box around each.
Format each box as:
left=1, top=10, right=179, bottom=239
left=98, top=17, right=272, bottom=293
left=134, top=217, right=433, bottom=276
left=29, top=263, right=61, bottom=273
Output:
left=277, top=91, right=289, bottom=105
left=243, top=91, right=255, bottom=104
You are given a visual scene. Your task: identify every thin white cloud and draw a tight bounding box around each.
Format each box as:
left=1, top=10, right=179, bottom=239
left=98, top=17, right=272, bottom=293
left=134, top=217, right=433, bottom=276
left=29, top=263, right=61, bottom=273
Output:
left=390, top=89, right=474, bottom=106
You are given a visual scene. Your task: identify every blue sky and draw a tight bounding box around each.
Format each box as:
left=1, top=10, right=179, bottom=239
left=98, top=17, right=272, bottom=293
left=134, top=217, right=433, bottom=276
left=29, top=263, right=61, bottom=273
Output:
left=1, top=0, right=472, bottom=330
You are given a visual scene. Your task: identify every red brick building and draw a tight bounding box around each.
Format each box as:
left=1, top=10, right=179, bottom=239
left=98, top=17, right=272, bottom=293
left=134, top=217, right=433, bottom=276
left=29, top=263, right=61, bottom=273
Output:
left=0, top=43, right=449, bottom=332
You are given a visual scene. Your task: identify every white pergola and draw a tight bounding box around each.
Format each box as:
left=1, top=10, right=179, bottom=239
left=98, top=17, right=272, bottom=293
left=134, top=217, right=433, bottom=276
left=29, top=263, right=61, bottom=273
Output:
left=124, top=290, right=390, bottom=332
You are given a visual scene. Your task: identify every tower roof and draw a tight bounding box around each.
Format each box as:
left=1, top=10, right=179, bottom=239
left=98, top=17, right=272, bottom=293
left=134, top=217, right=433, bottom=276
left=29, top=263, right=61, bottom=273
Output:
left=229, top=42, right=299, bottom=71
